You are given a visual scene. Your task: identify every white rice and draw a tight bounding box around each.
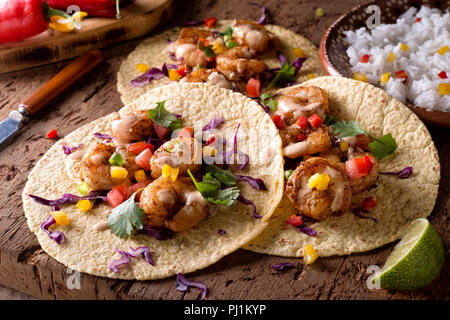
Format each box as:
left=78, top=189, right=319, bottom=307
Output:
left=344, top=6, right=450, bottom=112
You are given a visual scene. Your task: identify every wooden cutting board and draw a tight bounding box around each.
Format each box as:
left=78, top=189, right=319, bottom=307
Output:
left=0, top=0, right=173, bottom=74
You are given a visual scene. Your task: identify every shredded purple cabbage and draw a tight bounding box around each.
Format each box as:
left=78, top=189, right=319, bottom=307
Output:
left=291, top=57, right=307, bottom=74
left=256, top=100, right=271, bottom=114
left=277, top=51, right=288, bottom=66
left=222, top=124, right=249, bottom=170
left=236, top=175, right=267, bottom=190
left=176, top=273, right=208, bottom=299
left=167, top=64, right=179, bottom=69
left=352, top=208, right=377, bottom=222
left=130, top=64, right=168, bottom=87
left=127, top=246, right=154, bottom=266
left=272, top=262, right=295, bottom=270
left=168, top=51, right=177, bottom=61
left=218, top=229, right=226, bottom=235
left=237, top=195, right=261, bottom=219
left=29, top=191, right=106, bottom=207
left=108, top=248, right=131, bottom=273
left=147, top=137, right=167, bottom=150
left=94, top=132, right=113, bottom=140
left=136, top=225, right=174, bottom=240
left=183, top=20, right=204, bottom=26
left=249, top=2, right=268, bottom=24
left=62, top=143, right=83, bottom=155
left=297, top=225, right=317, bottom=236
left=202, top=116, right=224, bottom=132
left=41, top=215, right=66, bottom=244
left=379, top=166, right=413, bottom=179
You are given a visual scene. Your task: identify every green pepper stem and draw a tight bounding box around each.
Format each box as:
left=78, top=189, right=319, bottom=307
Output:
left=43, top=2, right=81, bottom=30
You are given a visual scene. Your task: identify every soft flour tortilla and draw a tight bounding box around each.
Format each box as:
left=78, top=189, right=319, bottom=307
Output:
left=22, top=83, right=284, bottom=280
left=244, top=76, right=440, bottom=257
left=117, top=20, right=325, bottom=105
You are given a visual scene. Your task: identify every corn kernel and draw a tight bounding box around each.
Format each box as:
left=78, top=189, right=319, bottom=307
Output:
left=170, top=167, right=179, bottom=182
left=400, top=43, right=409, bottom=51
left=76, top=200, right=92, bottom=212
left=339, top=141, right=349, bottom=152
left=380, top=72, right=390, bottom=85
left=439, top=83, right=450, bottom=95
left=52, top=211, right=69, bottom=225
left=353, top=72, right=368, bottom=82
left=168, top=69, right=182, bottom=81
left=212, top=40, right=227, bottom=55
left=437, top=45, right=448, bottom=55
left=307, top=73, right=315, bottom=80
left=134, top=170, right=147, bottom=183
left=303, top=244, right=318, bottom=265
left=387, top=52, right=395, bottom=62
left=308, top=173, right=331, bottom=190
left=202, top=146, right=217, bottom=157
left=293, top=48, right=306, bottom=58
left=136, top=63, right=149, bottom=73
left=110, top=166, right=128, bottom=180
left=162, top=164, right=173, bottom=179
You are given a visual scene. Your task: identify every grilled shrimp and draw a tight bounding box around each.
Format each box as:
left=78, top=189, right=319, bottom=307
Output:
left=79, top=143, right=137, bottom=190
left=169, top=27, right=215, bottom=67
left=285, top=157, right=352, bottom=220
left=111, top=110, right=154, bottom=143
left=140, top=176, right=209, bottom=232
left=183, top=68, right=233, bottom=89
left=283, top=126, right=332, bottom=159
left=276, top=86, right=329, bottom=125
left=149, top=136, right=202, bottom=179
left=346, top=148, right=380, bottom=194
left=216, top=46, right=267, bottom=81
left=232, top=20, right=278, bottom=54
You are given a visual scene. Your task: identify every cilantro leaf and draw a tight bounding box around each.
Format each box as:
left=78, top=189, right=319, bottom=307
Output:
left=188, top=171, right=221, bottom=193
left=267, top=62, right=296, bottom=89
left=323, top=114, right=337, bottom=126
left=147, top=100, right=182, bottom=131
left=198, top=41, right=215, bottom=58
left=368, top=133, right=397, bottom=160
left=331, top=120, right=368, bottom=138
left=260, top=93, right=278, bottom=112
left=219, top=26, right=233, bottom=38
left=205, top=187, right=240, bottom=206
left=205, top=165, right=238, bottom=186
left=107, top=191, right=145, bottom=239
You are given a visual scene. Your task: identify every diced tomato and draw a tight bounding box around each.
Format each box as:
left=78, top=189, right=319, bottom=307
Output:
left=297, top=133, right=307, bottom=141
left=127, top=141, right=148, bottom=155
left=112, top=185, right=129, bottom=198
left=438, top=71, right=448, bottom=79
left=345, top=155, right=374, bottom=180
left=208, top=57, right=215, bottom=62
left=153, top=123, right=170, bottom=139
left=271, top=114, right=285, bottom=129
left=129, top=180, right=152, bottom=201
left=287, top=214, right=303, bottom=227
left=415, top=17, right=421, bottom=22
left=176, top=64, right=189, bottom=77
left=46, top=129, right=58, bottom=139
left=296, top=115, right=309, bottom=129
left=106, top=188, right=126, bottom=208
left=361, top=54, right=370, bottom=63
left=395, top=70, right=408, bottom=83
left=204, top=16, right=217, bottom=28
left=206, top=136, right=216, bottom=146
left=308, top=114, right=323, bottom=128
left=246, top=78, right=260, bottom=97
left=360, top=196, right=377, bottom=211
left=135, top=148, right=153, bottom=171
left=178, top=126, right=193, bottom=138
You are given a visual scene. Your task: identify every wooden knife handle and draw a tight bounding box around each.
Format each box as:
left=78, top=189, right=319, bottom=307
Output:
left=21, top=50, right=104, bottom=116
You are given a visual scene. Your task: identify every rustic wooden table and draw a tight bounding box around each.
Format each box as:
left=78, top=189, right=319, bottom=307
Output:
left=0, top=0, right=448, bottom=300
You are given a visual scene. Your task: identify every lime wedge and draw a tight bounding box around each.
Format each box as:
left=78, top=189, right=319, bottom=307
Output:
left=373, top=218, right=445, bottom=290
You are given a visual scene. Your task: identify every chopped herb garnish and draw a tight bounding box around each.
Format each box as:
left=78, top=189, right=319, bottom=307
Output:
left=147, top=100, right=182, bottom=131
left=198, top=41, right=215, bottom=58
left=219, top=26, right=233, bottom=38
left=331, top=120, right=368, bottom=138
left=267, top=62, right=296, bottom=89
left=107, top=191, right=145, bottom=239
left=323, top=114, right=337, bottom=126
left=205, top=165, right=238, bottom=186
left=109, top=152, right=124, bottom=166
left=368, top=133, right=397, bottom=160
left=205, top=187, right=240, bottom=206
left=226, top=41, right=238, bottom=49
left=260, top=93, right=278, bottom=112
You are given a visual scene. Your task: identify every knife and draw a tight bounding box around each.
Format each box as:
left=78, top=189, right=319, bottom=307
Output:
left=0, top=50, right=104, bottom=149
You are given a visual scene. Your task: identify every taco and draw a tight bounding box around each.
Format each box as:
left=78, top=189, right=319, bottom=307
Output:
left=117, top=19, right=325, bottom=105
left=22, top=82, right=284, bottom=280
left=244, top=76, right=440, bottom=258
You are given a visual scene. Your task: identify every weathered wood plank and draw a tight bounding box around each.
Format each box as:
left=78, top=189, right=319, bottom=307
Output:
left=0, top=0, right=448, bottom=300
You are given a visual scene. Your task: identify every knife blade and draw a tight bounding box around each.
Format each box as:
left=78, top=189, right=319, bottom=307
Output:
left=0, top=50, right=103, bottom=149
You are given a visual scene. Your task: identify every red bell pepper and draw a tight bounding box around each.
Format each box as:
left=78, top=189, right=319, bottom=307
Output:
left=296, top=115, right=309, bottom=130
left=271, top=114, right=285, bottom=129
left=47, top=0, right=120, bottom=18
left=0, top=0, right=76, bottom=44
left=361, top=54, right=370, bottom=63
left=204, top=17, right=217, bottom=28
left=345, top=155, right=374, bottom=180
left=246, top=78, right=260, bottom=97
left=287, top=215, right=303, bottom=227
left=308, top=114, right=322, bottom=128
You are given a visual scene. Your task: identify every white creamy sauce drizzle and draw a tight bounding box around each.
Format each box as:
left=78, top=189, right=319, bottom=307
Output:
left=278, top=98, right=324, bottom=120
left=283, top=141, right=310, bottom=159
left=207, top=71, right=232, bottom=89
left=93, top=221, right=109, bottom=232
left=324, top=166, right=344, bottom=212
left=111, top=114, right=137, bottom=143
left=185, top=190, right=207, bottom=206
left=157, top=189, right=175, bottom=206
left=64, top=149, right=85, bottom=183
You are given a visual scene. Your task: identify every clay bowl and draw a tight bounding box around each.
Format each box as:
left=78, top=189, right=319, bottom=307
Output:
left=319, top=0, right=450, bottom=127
